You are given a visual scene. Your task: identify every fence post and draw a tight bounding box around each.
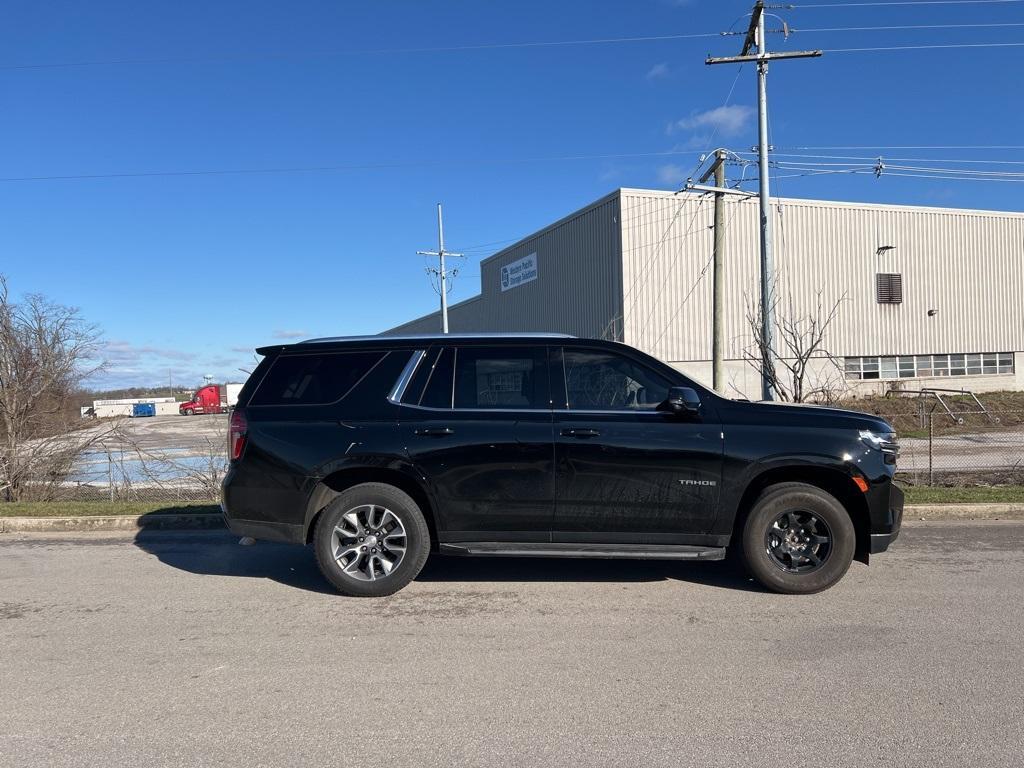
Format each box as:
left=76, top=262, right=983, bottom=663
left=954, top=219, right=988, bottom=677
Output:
left=108, top=452, right=115, bottom=502
left=927, top=414, right=934, bottom=486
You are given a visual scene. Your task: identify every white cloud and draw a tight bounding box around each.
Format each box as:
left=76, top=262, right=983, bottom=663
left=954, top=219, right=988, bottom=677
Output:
left=272, top=329, right=308, bottom=339
left=645, top=62, right=670, bottom=80
left=657, top=163, right=687, bottom=186
left=671, top=105, right=754, bottom=137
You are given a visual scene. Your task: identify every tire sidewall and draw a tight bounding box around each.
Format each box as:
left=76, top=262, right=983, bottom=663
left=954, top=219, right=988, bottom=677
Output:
left=741, top=484, right=856, bottom=595
left=314, top=483, right=430, bottom=598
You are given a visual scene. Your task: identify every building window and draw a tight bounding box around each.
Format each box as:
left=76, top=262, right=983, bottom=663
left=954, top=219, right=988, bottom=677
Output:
left=844, top=353, right=1015, bottom=380
left=876, top=273, right=903, bottom=304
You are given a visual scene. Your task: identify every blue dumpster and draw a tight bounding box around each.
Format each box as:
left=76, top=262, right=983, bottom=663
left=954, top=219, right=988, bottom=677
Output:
left=132, top=402, right=156, bottom=418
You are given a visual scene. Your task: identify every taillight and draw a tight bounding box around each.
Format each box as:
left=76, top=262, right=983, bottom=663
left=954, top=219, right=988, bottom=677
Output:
left=229, top=408, right=248, bottom=461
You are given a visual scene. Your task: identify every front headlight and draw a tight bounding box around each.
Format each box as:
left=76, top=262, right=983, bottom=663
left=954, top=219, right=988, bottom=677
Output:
left=859, top=430, right=898, bottom=464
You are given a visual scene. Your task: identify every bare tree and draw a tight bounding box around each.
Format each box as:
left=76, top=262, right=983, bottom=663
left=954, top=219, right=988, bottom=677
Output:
left=0, top=276, right=110, bottom=501
left=743, top=288, right=849, bottom=403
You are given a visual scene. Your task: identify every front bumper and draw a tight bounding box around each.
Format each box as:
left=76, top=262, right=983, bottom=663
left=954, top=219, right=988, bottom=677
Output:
left=868, top=482, right=903, bottom=554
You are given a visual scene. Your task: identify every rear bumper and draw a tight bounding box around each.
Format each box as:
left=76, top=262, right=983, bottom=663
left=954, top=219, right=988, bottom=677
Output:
left=222, top=513, right=303, bottom=544
left=868, top=482, right=904, bottom=554
left=221, top=468, right=305, bottom=545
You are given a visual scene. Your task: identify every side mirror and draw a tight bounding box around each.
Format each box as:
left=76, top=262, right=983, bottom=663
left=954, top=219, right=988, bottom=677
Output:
left=661, top=386, right=701, bottom=415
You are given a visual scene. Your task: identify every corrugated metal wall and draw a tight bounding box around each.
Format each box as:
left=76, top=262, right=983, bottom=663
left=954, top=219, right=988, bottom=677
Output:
left=386, top=192, right=624, bottom=337
left=619, top=189, right=1024, bottom=362
left=388, top=188, right=1024, bottom=382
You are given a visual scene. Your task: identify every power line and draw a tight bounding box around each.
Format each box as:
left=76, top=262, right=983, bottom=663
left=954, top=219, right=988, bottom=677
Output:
left=0, top=32, right=723, bottom=71
left=824, top=41, right=1024, bottom=52
left=776, top=145, right=1024, bottom=150
left=745, top=152, right=1024, bottom=164
left=0, top=148, right=711, bottom=183
left=793, top=22, right=1024, bottom=32
left=786, top=0, right=1024, bottom=7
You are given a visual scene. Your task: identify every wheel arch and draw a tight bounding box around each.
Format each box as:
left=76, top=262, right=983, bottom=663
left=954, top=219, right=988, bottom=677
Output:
left=304, top=467, right=439, bottom=548
left=733, top=465, right=871, bottom=562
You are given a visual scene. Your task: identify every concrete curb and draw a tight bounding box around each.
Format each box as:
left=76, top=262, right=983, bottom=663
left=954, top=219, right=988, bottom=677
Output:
left=0, top=513, right=225, bottom=534
left=902, top=503, right=1024, bottom=521
left=2, top=504, right=1024, bottom=534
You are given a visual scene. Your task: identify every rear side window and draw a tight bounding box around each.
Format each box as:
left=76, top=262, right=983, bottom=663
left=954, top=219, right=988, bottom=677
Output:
left=249, top=351, right=384, bottom=406
left=453, top=346, right=548, bottom=409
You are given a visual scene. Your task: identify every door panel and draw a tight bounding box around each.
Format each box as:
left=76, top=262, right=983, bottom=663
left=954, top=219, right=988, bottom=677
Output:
left=398, top=344, right=555, bottom=542
left=400, top=410, right=553, bottom=541
left=551, top=346, right=722, bottom=542
left=553, top=411, right=722, bottom=540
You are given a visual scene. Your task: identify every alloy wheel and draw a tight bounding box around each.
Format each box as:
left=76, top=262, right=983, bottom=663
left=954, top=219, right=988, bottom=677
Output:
left=764, top=509, right=833, bottom=574
left=331, top=504, right=408, bottom=582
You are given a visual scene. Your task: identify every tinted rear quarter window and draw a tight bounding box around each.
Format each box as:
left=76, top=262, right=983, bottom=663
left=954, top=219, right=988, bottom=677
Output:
left=250, top=351, right=385, bottom=406
left=419, top=347, right=455, bottom=409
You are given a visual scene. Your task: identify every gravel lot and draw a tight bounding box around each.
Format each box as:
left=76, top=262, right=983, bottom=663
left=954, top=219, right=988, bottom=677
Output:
left=1, top=522, right=1022, bottom=767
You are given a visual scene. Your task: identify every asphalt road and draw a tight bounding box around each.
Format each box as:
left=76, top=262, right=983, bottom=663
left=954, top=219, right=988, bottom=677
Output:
left=1, top=522, right=1022, bottom=768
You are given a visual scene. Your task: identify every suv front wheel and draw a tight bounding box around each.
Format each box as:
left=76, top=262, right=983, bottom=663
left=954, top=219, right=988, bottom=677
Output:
left=314, top=483, right=431, bottom=597
left=740, top=482, right=856, bottom=595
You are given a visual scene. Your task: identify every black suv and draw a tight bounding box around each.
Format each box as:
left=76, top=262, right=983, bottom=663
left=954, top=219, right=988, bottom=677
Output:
left=222, top=334, right=902, bottom=597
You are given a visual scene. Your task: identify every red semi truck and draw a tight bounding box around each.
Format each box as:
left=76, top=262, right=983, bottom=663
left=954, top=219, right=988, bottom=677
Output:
left=179, top=383, right=243, bottom=415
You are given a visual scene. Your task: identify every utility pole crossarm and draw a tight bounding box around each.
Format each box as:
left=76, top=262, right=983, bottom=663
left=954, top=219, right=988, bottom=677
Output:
left=706, top=50, right=821, bottom=65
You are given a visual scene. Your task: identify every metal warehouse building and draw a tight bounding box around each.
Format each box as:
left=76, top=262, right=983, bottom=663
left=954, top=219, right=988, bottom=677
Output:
left=387, top=188, right=1024, bottom=400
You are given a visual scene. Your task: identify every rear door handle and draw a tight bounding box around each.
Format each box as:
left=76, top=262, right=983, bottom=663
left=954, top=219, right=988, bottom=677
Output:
left=561, top=428, right=601, bottom=438
left=414, top=427, right=454, bottom=437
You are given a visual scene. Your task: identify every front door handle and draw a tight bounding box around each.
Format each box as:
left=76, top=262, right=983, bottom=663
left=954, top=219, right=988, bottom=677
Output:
left=561, top=428, right=601, bottom=438
left=414, top=427, right=454, bottom=437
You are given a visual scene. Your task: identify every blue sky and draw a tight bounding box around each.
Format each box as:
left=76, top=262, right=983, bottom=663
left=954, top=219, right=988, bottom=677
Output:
left=2, top=0, right=1022, bottom=388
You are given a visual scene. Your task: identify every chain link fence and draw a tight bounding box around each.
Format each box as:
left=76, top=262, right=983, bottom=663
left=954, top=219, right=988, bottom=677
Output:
left=12, top=415, right=227, bottom=503
left=9, top=410, right=1024, bottom=504
left=882, top=410, right=1024, bottom=487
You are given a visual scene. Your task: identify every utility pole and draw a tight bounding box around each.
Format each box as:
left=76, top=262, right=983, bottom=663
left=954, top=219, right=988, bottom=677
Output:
left=417, top=203, right=463, bottom=334
left=699, top=150, right=728, bottom=393
left=706, top=0, right=821, bottom=401
left=688, top=153, right=756, bottom=394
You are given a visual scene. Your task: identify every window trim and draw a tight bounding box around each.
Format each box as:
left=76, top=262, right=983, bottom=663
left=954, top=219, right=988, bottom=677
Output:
left=386, top=349, right=426, bottom=405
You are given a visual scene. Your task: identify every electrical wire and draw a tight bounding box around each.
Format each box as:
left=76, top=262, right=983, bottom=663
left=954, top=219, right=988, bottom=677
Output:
left=0, top=31, right=724, bottom=71
left=788, top=0, right=1024, bottom=7
left=792, top=22, right=1024, bottom=33
left=0, top=148, right=711, bottom=183
left=744, top=152, right=1024, bottom=165
left=824, top=41, right=1024, bottom=52
left=776, top=145, right=1024, bottom=150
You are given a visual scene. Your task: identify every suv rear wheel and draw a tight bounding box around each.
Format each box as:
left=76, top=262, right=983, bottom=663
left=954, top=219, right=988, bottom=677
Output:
left=740, top=482, right=856, bottom=595
left=313, top=483, right=430, bottom=597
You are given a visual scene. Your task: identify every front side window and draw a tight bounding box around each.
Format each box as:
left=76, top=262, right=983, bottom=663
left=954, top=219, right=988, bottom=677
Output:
left=563, top=349, right=671, bottom=410
left=453, top=347, right=549, bottom=409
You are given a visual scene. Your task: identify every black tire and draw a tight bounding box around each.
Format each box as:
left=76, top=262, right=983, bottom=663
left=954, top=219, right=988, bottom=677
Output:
left=740, top=482, right=856, bottom=595
left=313, top=482, right=430, bottom=598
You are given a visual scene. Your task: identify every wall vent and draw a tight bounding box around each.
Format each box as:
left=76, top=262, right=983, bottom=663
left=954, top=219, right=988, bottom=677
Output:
left=876, top=273, right=903, bottom=304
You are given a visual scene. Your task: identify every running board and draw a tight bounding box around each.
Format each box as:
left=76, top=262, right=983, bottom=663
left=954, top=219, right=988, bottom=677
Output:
left=439, top=542, right=726, bottom=561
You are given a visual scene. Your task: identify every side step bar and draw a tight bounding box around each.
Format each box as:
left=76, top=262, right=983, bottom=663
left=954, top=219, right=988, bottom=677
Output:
left=439, top=542, right=726, bottom=561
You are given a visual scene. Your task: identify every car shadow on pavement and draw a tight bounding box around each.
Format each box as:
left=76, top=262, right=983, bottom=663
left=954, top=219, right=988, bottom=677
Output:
left=134, top=527, right=764, bottom=594
left=417, top=555, right=765, bottom=592
left=133, top=529, right=338, bottom=595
